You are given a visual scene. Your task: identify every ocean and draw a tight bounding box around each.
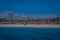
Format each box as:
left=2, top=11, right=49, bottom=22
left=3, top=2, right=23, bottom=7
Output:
left=0, top=26, right=60, bottom=40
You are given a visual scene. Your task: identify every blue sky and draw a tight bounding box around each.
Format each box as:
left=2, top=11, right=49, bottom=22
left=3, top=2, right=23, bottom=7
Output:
left=0, top=0, right=60, bottom=18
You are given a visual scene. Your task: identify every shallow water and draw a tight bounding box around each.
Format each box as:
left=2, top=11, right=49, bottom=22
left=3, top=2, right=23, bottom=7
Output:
left=0, top=26, right=60, bottom=40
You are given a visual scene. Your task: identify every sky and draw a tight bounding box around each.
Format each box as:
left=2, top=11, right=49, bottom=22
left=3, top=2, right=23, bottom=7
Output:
left=0, top=0, right=60, bottom=18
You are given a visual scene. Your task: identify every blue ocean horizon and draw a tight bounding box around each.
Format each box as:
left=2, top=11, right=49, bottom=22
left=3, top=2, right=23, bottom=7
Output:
left=0, top=26, right=60, bottom=40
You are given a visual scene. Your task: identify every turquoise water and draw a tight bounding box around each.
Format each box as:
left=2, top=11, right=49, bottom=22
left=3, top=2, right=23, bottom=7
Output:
left=0, top=26, right=60, bottom=40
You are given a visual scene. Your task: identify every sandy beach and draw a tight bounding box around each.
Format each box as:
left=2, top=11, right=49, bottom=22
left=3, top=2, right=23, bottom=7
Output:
left=0, top=24, right=60, bottom=28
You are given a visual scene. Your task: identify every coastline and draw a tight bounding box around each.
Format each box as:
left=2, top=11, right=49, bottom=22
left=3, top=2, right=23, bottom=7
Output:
left=0, top=24, right=60, bottom=28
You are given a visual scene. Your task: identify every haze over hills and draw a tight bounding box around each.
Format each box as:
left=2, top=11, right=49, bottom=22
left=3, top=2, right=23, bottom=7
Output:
left=0, top=11, right=59, bottom=19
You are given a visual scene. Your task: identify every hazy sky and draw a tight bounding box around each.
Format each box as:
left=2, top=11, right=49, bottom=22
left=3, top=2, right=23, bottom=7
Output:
left=0, top=0, right=60, bottom=17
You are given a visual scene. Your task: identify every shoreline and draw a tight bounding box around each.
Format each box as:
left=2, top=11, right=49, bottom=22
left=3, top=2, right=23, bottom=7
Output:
left=0, top=24, right=60, bottom=28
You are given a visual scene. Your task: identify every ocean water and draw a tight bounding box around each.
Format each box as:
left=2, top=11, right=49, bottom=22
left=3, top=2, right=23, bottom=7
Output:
left=0, top=26, right=60, bottom=40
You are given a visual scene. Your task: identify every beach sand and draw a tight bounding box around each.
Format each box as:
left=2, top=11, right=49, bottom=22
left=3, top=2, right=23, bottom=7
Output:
left=0, top=24, right=60, bottom=28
